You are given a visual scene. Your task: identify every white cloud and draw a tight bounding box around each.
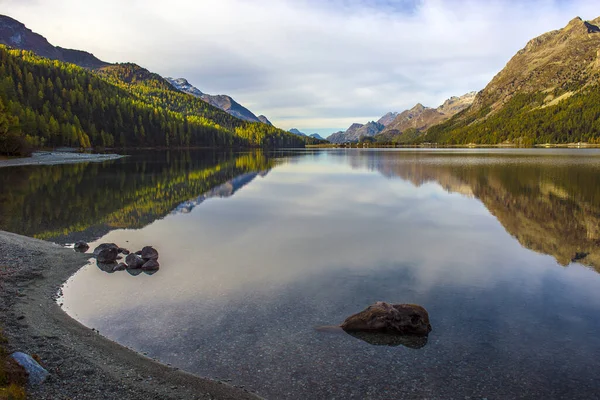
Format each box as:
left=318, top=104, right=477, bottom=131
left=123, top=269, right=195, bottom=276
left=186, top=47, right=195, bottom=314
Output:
left=2, top=0, right=599, bottom=133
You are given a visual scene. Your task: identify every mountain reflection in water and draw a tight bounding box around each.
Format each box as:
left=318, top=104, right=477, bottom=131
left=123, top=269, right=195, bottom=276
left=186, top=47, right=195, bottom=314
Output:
left=0, top=149, right=599, bottom=274
left=348, top=150, right=600, bottom=272
left=0, top=150, right=277, bottom=244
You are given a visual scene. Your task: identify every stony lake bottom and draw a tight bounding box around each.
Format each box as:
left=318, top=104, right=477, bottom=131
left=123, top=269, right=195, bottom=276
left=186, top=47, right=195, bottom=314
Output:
left=1, top=148, right=600, bottom=399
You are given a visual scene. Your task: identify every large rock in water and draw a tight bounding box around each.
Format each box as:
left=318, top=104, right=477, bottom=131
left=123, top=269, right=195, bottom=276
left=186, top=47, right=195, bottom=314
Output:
left=11, top=352, right=49, bottom=385
left=141, top=246, right=159, bottom=261
left=341, top=302, right=432, bottom=336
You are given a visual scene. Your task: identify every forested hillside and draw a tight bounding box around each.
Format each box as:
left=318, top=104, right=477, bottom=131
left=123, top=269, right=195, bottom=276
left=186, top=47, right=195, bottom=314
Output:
left=421, top=87, right=600, bottom=145
left=0, top=46, right=310, bottom=155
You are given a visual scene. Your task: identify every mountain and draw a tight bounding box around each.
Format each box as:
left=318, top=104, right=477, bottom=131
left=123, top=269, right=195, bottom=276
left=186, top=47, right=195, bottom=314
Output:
left=258, top=115, right=272, bottom=125
left=377, top=112, right=399, bottom=126
left=0, top=14, right=108, bottom=69
left=166, top=77, right=270, bottom=124
left=327, top=130, right=346, bottom=143
left=166, top=77, right=203, bottom=97
left=0, top=48, right=305, bottom=151
left=0, top=19, right=310, bottom=155
left=289, top=128, right=307, bottom=136
left=424, top=16, right=600, bottom=145
left=310, top=133, right=325, bottom=140
left=327, top=121, right=385, bottom=143
left=376, top=92, right=476, bottom=143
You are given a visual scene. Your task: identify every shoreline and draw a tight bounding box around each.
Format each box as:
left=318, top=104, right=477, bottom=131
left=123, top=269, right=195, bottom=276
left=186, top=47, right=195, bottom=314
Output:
left=0, top=152, right=126, bottom=168
left=0, top=230, right=261, bottom=400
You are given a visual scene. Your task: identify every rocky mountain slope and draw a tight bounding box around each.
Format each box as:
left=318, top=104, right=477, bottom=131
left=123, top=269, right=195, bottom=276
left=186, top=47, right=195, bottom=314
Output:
left=329, top=93, right=475, bottom=144
left=377, top=92, right=476, bottom=143
left=166, top=77, right=271, bottom=124
left=377, top=112, right=399, bottom=126
left=424, top=16, right=600, bottom=145
left=0, top=14, right=108, bottom=69
left=258, top=115, right=272, bottom=125
left=327, top=121, right=385, bottom=143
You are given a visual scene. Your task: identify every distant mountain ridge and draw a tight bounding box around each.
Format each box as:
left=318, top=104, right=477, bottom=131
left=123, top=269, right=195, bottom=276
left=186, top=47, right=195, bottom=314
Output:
left=327, top=121, right=385, bottom=143
left=376, top=92, right=476, bottom=143
left=289, top=128, right=306, bottom=136
left=0, top=14, right=108, bottom=69
left=327, top=92, right=475, bottom=144
left=166, top=77, right=272, bottom=124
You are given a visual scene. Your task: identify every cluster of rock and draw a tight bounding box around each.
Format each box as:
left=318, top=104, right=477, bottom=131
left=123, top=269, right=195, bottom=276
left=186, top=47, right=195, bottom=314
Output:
left=74, top=241, right=160, bottom=275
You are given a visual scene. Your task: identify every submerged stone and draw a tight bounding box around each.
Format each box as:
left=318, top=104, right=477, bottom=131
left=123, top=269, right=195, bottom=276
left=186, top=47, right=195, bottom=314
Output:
left=113, top=263, right=128, bottom=272
left=141, top=259, right=160, bottom=271
left=96, top=261, right=117, bottom=273
left=341, top=302, right=432, bottom=336
left=345, top=331, right=429, bottom=349
left=126, top=268, right=143, bottom=277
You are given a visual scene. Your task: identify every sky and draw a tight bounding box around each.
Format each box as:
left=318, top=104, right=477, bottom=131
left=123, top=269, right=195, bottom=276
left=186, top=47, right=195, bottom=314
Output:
left=1, top=0, right=598, bottom=135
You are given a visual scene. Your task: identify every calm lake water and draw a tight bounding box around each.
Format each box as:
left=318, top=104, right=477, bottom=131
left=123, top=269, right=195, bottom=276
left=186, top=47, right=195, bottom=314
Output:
left=2, top=149, right=600, bottom=399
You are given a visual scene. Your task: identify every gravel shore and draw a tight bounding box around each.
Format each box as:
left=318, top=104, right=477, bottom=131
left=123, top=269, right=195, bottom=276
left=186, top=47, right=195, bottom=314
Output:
left=0, top=230, right=261, bottom=400
left=0, top=152, right=125, bottom=168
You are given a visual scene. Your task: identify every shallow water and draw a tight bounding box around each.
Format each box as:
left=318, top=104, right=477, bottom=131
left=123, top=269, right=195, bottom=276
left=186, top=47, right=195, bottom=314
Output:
left=3, top=149, right=600, bottom=399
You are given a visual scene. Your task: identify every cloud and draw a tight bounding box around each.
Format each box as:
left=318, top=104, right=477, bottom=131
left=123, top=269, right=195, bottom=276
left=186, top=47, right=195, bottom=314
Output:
left=2, top=0, right=599, bottom=132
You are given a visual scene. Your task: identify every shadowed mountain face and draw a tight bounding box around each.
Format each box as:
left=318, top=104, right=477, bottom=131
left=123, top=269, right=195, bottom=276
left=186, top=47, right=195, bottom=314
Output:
left=349, top=151, right=600, bottom=272
left=0, top=14, right=108, bottom=69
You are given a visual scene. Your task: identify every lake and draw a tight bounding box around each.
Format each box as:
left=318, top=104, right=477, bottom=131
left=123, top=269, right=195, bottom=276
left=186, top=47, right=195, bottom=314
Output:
left=2, top=149, right=600, bottom=399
